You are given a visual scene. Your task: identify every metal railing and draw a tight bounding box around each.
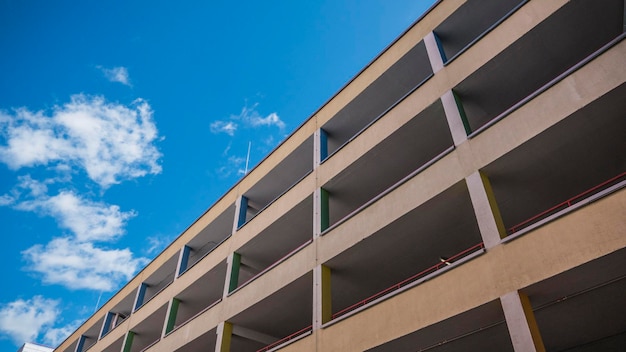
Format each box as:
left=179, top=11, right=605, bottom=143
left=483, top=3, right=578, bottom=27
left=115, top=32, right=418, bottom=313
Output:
left=256, top=325, right=313, bottom=352
left=507, top=171, right=626, bottom=234
left=331, top=242, right=485, bottom=320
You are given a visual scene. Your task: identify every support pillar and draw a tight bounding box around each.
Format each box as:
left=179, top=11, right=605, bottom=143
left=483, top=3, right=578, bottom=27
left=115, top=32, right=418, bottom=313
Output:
left=501, top=291, right=546, bottom=352
left=121, top=331, right=135, bottom=352
left=215, top=322, right=233, bottom=352
left=313, top=264, right=332, bottom=329
left=466, top=171, right=506, bottom=249
left=133, top=283, right=148, bottom=311
left=223, top=252, right=241, bottom=296
left=315, top=128, right=329, bottom=165
left=234, top=195, right=249, bottom=231
left=320, top=188, right=330, bottom=233
left=441, top=90, right=471, bottom=145
left=99, top=312, right=114, bottom=339
left=73, top=335, right=85, bottom=352
left=163, top=297, right=181, bottom=336
left=176, top=245, right=191, bottom=277
left=424, top=31, right=447, bottom=73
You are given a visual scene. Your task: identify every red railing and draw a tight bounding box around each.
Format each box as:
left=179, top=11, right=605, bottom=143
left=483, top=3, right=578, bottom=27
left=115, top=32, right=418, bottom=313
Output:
left=507, top=171, right=626, bottom=234
left=331, top=242, right=485, bottom=320
left=256, top=325, right=312, bottom=352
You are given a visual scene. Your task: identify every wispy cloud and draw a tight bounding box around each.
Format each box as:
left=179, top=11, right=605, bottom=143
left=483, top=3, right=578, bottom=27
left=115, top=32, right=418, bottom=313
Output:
left=15, top=190, right=136, bottom=243
left=0, top=94, right=162, bottom=188
left=98, top=66, right=131, bottom=86
left=209, top=103, right=285, bottom=137
left=23, top=237, right=149, bottom=291
left=43, top=319, right=82, bottom=347
left=210, top=121, right=237, bottom=136
left=247, top=111, right=285, bottom=129
left=0, top=296, right=59, bottom=345
left=2, top=187, right=147, bottom=291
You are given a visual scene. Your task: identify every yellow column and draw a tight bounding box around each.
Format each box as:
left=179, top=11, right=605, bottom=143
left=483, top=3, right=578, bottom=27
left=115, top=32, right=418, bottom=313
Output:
left=215, top=321, right=233, bottom=352
left=501, top=291, right=546, bottom=352
left=466, top=171, right=506, bottom=248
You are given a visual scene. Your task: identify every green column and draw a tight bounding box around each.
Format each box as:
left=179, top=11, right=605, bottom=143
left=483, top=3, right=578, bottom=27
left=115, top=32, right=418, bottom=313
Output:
left=228, top=252, right=241, bottom=293
left=164, top=298, right=181, bottom=335
left=122, top=331, right=135, bottom=352
left=320, top=188, right=330, bottom=232
left=452, top=90, right=472, bottom=135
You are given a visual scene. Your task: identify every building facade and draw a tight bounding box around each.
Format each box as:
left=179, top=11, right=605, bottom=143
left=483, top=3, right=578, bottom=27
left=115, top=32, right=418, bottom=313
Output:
left=56, top=0, right=626, bottom=351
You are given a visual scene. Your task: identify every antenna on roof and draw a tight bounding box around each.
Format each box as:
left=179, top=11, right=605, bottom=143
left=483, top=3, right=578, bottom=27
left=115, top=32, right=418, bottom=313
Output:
left=244, top=141, right=251, bottom=175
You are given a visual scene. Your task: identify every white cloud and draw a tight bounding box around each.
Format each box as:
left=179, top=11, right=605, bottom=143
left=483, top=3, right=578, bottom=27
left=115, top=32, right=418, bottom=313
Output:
left=216, top=155, right=246, bottom=178
left=0, top=94, right=162, bottom=188
left=15, top=190, right=135, bottom=242
left=16, top=174, right=49, bottom=197
left=145, top=235, right=171, bottom=256
left=23, top=237, right=149, bottom=291
left=210, top=103, right=285, bottom=137
left=237, top=104, right=285, bottom=130
left=248, top=111, right=285, bottom=129
left=43, top=319, right=82, bottom=347
left=98, top=66, right=131, bottom=86
left=0, top=194, right=14, bottom=206
left=0, top=296, right=59, bottom=346
left=210, top=121, right=237, bottom=136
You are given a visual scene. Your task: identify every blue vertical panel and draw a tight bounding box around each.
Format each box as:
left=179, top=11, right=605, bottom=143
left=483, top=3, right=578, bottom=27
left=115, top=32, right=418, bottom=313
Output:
left=237, top=196, right=249, bottom=228
left=134, top=283, right=148, bottom=311
left=320, top=128, right=329, bottom=162
left=177, top=245, right=191, bottom=276
left=432, top=31, right=448, bottom=63
left=74, top=335, right=86, bottom=352
left=100, top=311, right=114, bottom=338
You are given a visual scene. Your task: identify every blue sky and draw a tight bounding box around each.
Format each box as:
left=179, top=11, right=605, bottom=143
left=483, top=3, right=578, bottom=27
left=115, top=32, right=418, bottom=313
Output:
left=0, top=0, right=435, bottom=349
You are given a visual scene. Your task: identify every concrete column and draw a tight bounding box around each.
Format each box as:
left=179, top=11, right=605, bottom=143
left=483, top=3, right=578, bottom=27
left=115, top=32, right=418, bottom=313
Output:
left=320, top=188, right=329, bottom=233
left=441, top=90, right=470, bottom=146
left=121, top=331, right=135, bottom=352
left=99, top=312, right=114, bottom=339
left=313, top=188, right=330, bottom=237
left=466, top=171, right=506, bottom=249
left=501, top=291, right=546, bottom=352
left=163, top=298, right=181, bottom=336
left=176, top=245, right=191, bottom=277
left=314, top=128, right=329, bottom=168
left=424, top=31, right=446, bottom=73
left=133, top=283, right=148, bottom=311
left=215, top=321, right=233, bottom=352
left=73, top=335, right=85, bottom=352
left=233, top=195, right=249, bottom=231
left=313, top=264, right=332, bottom=329
left=223, top=252, right=241, bottom=296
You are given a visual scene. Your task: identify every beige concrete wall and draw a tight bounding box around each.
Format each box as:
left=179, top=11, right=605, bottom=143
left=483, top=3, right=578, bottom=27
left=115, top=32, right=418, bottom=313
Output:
left=314, top=188, right=626, bottom=351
